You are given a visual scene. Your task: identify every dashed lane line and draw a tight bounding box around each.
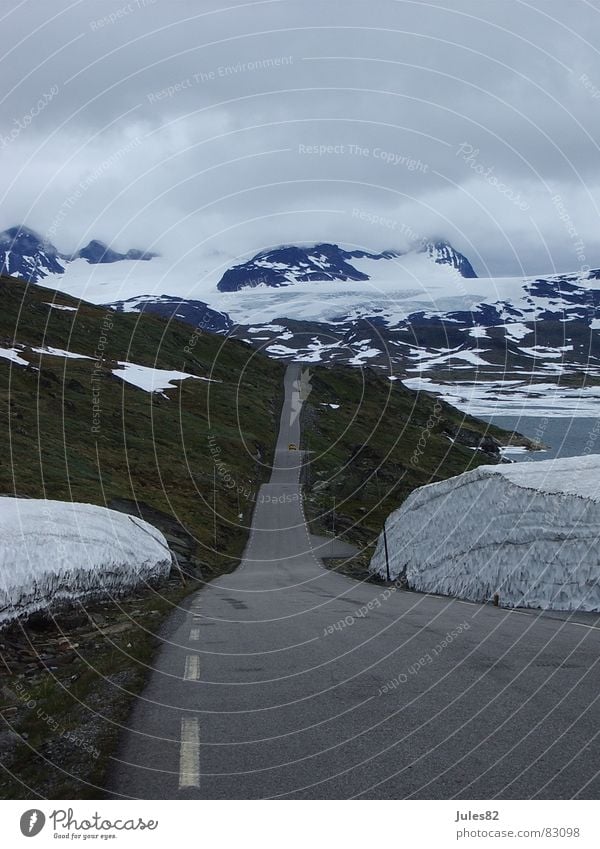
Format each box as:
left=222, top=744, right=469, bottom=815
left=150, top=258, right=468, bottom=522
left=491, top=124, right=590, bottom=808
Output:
left=184, top=655, right=200, bottom=681
left=179, top=717, right=200, bottom=788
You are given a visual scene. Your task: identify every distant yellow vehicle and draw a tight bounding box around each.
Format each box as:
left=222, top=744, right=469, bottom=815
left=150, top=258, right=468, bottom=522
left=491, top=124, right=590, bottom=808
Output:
left=288, top=443, right=297, bottom=450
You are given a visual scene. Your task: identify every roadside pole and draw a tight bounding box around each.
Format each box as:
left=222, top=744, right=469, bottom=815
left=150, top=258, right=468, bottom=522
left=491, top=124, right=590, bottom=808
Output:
left=305, top=435, right=310, bottom=486
left=383, top=521, right=391, bottom=582
left=213, top=467, right=217, bottom=546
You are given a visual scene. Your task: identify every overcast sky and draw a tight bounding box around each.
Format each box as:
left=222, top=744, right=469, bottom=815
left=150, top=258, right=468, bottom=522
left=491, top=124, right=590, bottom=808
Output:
left=1, top=0, right=600, bottom=276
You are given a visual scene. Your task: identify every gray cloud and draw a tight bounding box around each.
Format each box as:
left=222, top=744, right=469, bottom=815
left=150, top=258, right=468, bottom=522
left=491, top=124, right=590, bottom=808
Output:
left=1, top=0, right=600, bottom=275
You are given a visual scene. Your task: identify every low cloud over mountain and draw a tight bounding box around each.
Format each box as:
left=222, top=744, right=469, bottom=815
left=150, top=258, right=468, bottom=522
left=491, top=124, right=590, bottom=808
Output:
left=1, top=1, right=599, bottom=277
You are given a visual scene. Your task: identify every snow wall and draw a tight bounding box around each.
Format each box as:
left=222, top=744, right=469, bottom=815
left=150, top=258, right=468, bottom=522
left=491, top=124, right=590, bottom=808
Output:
left=0, top=497, right=173, bottom=626
left=369, top=455, right=600, bottom=611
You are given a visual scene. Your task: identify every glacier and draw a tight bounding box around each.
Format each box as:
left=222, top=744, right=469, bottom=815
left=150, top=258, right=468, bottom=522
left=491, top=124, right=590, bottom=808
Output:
left=369, top=455, right=600, bottom=611
left=0, top=498, right=173, bottom=627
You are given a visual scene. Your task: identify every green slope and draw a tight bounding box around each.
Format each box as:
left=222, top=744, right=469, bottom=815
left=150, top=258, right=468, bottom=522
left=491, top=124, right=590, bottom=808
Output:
left=0, top=274, right=285, bottom=575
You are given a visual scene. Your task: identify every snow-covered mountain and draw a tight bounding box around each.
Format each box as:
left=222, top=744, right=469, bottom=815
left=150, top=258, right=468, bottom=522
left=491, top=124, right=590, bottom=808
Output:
left=102, top=240, right=485, bottom=349
left=218, top=254, right=600, bottom=415
left=4, top=225, right=600, bottom=415
left=75, top=239, right=158, bottom=264
left=231, top=265, right=600, bottom=367
left=0, top=225, right=157, bottom=284
left=0, top=226, right=66, bottom=281
left=216, top=240, right=476, bottom=292
left=110, top=293, right=231, bottom=334
left=421, top=240, right=478, bottom=278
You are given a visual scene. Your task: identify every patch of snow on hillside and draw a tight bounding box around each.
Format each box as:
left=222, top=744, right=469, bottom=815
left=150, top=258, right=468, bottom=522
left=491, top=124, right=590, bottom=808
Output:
left=112, top=362, right=212, bottom=396
left=32, top=346, right=92, bottom=360
left=247, top=324, right=285, bottom=332
left=264, top=338, right=344, bottom=363
left=519, top=345, right=573, bottom=359
left=265, top=344, right=298, bottom=357
left=369, top=455, right=600, bottom=611
left=348, top=347, right=380, bottom=365
left=409, top=348, right=490, bottom=370
left=45, top=303, right=78, bottom=312
left=0, top=344, right=93, bottom=366
left=0, top=347, right=30, bottom=366
left=503, top=322, right=531, bottom=341
left=0, top=498, right=172, bottom=625
left=465, top=326, right=488, bottom=339
left=499, top=445, right=532, bottom=457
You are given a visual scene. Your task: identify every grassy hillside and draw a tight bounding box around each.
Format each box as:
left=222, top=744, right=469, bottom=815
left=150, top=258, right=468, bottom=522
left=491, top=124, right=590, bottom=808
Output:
left=0, top=273, right=285, bottom=575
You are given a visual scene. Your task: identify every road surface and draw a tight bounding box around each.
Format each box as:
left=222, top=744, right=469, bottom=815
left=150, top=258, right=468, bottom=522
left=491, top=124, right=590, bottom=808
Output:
left=108, top=365, right=600, bottom=799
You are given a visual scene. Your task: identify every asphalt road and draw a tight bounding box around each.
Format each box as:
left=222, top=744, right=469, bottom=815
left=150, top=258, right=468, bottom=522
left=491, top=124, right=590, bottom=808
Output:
left=108, top=365, right=600, bottom=799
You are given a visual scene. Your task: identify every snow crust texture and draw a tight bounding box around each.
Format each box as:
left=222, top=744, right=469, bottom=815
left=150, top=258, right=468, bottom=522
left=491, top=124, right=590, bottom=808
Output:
left=0, top=498, right=173, bottom=626
left=369, top=456, right=600, bottom=611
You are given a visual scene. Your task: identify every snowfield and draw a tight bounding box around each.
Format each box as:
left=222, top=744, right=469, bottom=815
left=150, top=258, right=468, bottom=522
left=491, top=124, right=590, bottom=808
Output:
left=369, top=455, right=600, bottom=611
left=0, top=498, right=173, bottom=626
left=402, top=376, right=600, bottom=417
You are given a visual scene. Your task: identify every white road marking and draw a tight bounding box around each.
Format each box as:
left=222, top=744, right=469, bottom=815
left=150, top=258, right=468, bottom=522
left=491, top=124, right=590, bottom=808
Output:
left=184, top=655, right=200, bottom=680
left=179, top=717, right=200, bottom=788
left=190, top=628, right=200, bottom=641
left=450, top=599, right=600, bottom=632
left=474, top=604, right=600, bottom=632
left=564, top=620, right=600, bottom=631
left=503, top=607, right=596, bottom=627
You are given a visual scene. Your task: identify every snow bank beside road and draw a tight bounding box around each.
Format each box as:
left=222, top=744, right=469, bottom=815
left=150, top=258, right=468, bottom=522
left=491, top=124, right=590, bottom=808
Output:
left=0, top=498, right=173, bottom=626
left=369, top=456, right=600, bottom=611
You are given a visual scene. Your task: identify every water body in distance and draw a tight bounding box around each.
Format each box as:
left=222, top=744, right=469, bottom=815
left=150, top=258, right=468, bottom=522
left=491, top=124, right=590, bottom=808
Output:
left=480, top=415, right=600, bottom=462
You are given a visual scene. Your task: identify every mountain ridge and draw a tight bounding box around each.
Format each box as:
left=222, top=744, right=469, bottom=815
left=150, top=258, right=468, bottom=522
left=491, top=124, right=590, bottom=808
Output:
left=216, top=240, right=477, bottom=292
left=3, top=224, right=600, bottom=406
left=0, top=225, right=158, bottom=283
